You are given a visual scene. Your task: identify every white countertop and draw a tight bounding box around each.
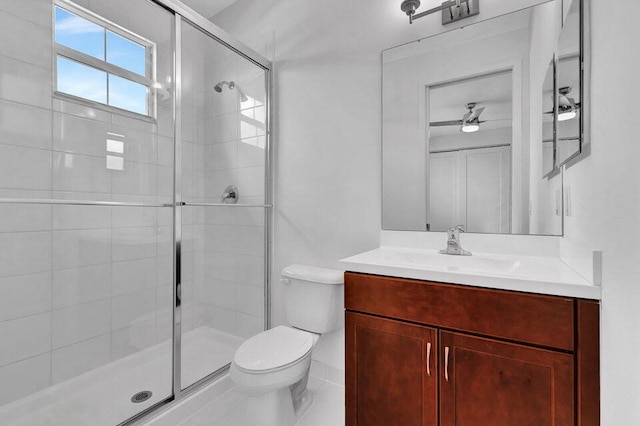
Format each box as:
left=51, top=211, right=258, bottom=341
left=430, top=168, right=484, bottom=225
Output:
left=340, top=246, right=601, bottom=300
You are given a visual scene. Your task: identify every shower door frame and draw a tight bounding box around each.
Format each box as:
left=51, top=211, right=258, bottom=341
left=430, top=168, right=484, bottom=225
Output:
left=121, top=1, right=273, bottom=424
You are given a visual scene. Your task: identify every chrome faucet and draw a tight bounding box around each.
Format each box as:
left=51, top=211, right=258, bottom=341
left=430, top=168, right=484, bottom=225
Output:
left=439, top=225, right=472, bottom=256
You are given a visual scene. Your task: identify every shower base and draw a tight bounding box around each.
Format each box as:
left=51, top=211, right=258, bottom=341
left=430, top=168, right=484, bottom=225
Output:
left=0, top=326, right=243, bottom=426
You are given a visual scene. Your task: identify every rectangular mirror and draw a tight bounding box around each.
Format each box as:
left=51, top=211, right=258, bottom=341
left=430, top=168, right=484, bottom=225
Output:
left=382, top=0, right=585, bottom=235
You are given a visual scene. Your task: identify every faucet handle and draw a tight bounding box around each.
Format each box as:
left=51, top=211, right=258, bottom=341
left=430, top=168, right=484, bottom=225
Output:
left=455, top=224, right=465, bottom=232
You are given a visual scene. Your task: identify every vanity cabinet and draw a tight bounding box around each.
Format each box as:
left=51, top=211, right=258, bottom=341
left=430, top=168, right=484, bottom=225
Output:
left=345, top=272, right=600, bottom=426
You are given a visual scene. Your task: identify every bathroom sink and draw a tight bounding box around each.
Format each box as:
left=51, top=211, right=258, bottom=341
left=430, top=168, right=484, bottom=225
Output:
left=383, top=250, right=520, bottom=275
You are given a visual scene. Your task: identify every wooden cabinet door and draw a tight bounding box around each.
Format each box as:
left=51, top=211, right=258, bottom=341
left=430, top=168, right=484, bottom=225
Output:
left=439, top=331, right=574, bottom=426
left=346, top=312, right=438, bottom=426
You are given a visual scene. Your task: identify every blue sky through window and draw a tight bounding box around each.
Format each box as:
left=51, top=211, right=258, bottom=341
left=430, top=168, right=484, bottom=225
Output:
left=107, top=31, right=146, bottom=76
left=55, top=7, right=105, bottom=60
left=109, top=75, right=147, bottom=115
left=54, top=5, right=150, bottom=115
left=57, top=56, right=107, bottom=104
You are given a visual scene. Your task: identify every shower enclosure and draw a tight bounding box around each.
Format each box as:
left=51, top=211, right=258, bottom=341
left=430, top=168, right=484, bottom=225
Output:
left=0, top=0, right=271, bottom=424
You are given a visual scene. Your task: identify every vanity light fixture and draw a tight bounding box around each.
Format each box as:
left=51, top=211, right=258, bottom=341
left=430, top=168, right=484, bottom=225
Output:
left=401, top=0, right=480, bottom=25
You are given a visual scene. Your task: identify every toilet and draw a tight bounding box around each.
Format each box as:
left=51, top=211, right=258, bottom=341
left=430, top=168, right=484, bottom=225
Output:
left=230, top=264, right=344, bottom=426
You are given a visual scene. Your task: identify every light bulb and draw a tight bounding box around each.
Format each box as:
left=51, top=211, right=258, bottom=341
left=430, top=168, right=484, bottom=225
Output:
left=461, top=123, right=480, bottom=133
left=558, top=110, right=577, bottom=121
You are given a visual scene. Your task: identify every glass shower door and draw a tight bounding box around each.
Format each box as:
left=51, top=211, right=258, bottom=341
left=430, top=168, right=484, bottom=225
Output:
left=0, top=0, right=175, bottom=424
left=178, top=19, right=269, bottom=389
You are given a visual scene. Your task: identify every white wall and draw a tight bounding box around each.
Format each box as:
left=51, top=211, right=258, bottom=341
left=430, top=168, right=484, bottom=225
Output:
left=563, top=0, right=640, bottom=423
left=211, top=0, right=555, bottom=377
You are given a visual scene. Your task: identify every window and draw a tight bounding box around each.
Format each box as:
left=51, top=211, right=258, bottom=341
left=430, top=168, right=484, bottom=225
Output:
left=54, top=1, right=154, bottom=116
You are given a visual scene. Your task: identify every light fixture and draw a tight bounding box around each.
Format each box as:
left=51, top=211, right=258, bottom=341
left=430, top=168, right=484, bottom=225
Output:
left=557, top=86, right=578, bottom=121
left=558, top=110, right=577, bottom=122
left=461, top=122, right=480, bottom=133
left=401, top=0, right=479, bottom=25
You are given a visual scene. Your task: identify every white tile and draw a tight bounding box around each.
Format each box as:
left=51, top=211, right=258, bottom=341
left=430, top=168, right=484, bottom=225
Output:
left=111, top=195, right=159, bottom=228
left=204, top=224, right=238, bottom=253
left=51, top=334, right=110, bottom=384
left=52, top=202, right=112, bottom=230
left=0, top=312, right=51, bottom=366
left=0, top=55, right=53, bottom=107
left=206, top=141, right=237, bottom=171
left=112, top=161, right=158, bottom=195
left=236, top=313, right=263, bottom=339
left=0, top=100, right=52, bottom=148
left=53, top=98, right=111, bottom=122
left=0, top=10, right=51, bottom=68
left=52, top=228, right=111, bottom=270
left=296, top=381, right=345, bottom=426
left=111, top=288, right=157, bottom=331
left=52, top=264, right=111, bottom=310
left=0, top=353, right=50, bottom=406
left=236, top=284, right=263, bottom=317
left=237, top=139, right=266, bottom=168
left=156, top=284, right=173, bottom=319
left=0, top=231, right=51, bottom=277
left=52, top=299, right=110, bottom=349
left=53, top=113, right=110, bottom=157
left=327, top=366, right=345, bottom=386
left=207, top=280, right=237, bottom=310
left=157, top=254, right=174, bottom=287
left=156, top=104, right=173, bottom=137
left=111, top=319, right=157, bottom=361
left=208, top=112, right=238, bottom=144
left=0, top=272, right=51, bottom=322
left=204, top=206, right=237, bottom=226
left=0, top=197, right=51, bottom=233
left=111, top=227, right=158, bottom=262
left=157, top=135, right=174, bottom=167
left=205, top=169, right=237, bottom=200
left=309, top=360, right=328, bottom=381
left=112, top=258, right=158, bottom=296
left=207, top=307, right=237, bottom=335
left=182, top=112, right=197, bottom=143
left=0, top=144, right=51, bottom=190
left=113, top=127, right=158, bottom=165
left=205, top=251, right=237, bottom=283
left=0, top=0, right=51, bottom=28
left=0, top=54, right=53, bottom=107
left=236, top=254, right=264, bottom=286
left=235, top=225, right=264, bottom=257
left=237, top=166, right=264, bottom=198
left=52, top=152, right=111, bottom=193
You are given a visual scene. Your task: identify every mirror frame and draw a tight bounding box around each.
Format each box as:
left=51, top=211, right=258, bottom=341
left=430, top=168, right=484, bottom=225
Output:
left=550, top=0, right=586, bottom=171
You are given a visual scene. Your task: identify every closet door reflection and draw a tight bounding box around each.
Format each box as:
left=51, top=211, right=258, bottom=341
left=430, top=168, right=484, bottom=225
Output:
left=180, top=20, right=267, bottom=389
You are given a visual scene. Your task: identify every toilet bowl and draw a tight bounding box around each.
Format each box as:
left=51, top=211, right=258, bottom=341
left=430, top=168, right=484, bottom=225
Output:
left=229, top=265, right=344, bottom=426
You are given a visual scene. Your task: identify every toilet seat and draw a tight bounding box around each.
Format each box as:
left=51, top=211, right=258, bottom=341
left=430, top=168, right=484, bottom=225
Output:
left=234, top=326, right=314, bottom=374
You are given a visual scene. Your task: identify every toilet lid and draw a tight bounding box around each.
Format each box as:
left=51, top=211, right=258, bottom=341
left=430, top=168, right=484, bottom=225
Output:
left=234, top=326, right=314, bottom=372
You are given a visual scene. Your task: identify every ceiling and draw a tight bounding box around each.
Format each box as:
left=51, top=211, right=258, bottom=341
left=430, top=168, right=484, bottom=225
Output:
left=180, top=0, right=239, bottom=19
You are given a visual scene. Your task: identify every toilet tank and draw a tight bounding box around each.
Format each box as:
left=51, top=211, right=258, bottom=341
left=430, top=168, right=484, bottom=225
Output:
left=281, top=264, right=344, bottom=334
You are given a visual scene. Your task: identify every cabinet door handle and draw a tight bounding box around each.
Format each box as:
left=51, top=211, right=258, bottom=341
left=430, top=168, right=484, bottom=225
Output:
left=426, top=342, right=432, bottom=376
left=444, top=346, right=450, bottom=381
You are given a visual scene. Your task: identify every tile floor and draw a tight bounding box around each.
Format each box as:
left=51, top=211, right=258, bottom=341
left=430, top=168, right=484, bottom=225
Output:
left=179, top=376, right=345, bottom=426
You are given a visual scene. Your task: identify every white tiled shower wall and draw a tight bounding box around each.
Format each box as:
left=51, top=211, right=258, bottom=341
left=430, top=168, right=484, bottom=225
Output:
left=0, top=0, right=267, bottom=406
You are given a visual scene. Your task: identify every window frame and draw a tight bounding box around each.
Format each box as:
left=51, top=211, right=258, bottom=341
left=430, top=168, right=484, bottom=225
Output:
left=53, top=0, right=157, bottom=119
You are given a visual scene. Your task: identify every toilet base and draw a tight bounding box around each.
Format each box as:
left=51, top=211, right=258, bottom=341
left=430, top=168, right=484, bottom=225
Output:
left=244, top=387, right=295, bottom=426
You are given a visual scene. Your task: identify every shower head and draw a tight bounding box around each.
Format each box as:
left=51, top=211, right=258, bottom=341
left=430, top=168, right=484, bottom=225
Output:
left=214, top=81, right=235, bottom=92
